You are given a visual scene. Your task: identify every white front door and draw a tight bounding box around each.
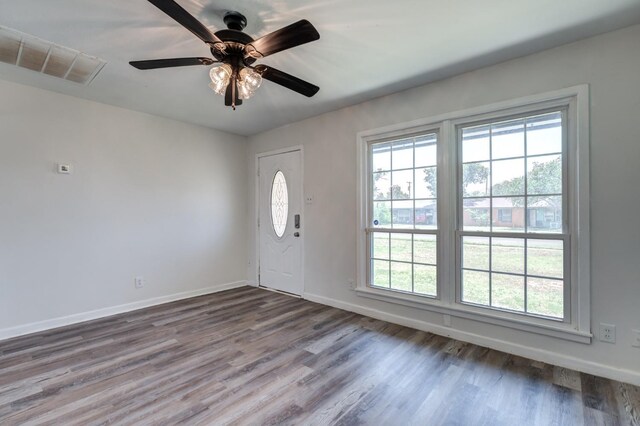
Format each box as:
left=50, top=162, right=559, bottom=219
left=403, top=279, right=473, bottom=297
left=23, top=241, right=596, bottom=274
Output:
left=258, top=150, right=303, bottom=295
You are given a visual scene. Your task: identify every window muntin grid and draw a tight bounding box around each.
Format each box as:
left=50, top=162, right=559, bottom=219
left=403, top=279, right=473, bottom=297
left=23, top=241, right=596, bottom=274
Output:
left=458, top=111, right=568, bottom=320
left=461, top=112, right=564, bottom=234
left=368, top=132, right=438, bottom=297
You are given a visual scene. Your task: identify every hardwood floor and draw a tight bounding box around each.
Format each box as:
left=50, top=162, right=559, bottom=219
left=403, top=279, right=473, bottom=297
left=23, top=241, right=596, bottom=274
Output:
left=0, top=287, right=638, bottom=425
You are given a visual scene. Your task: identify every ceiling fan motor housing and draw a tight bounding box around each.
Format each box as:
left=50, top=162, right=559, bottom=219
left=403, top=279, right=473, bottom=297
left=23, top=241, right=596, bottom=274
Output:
left=211, top=32, right=256, bottom=64
left=211, top=12, right=256, bottom=63
left=223, top=11, right=247, bottom=31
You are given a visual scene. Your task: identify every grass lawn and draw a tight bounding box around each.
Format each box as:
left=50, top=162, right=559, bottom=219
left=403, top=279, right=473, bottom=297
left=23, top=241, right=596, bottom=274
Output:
left=371, top=233, right=564, bottom=318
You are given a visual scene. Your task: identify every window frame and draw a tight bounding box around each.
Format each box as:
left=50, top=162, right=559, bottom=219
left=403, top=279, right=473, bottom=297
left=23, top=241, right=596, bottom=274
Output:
left=454, top=106, right=570, bottom=323
left=356, top=85, right=591, bottom=343
left=366, top=126, right=442, bottom=299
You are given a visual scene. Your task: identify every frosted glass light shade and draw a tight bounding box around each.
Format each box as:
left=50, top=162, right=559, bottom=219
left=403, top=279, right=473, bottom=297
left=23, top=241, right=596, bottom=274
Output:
left=209, top=80, right=227, bottom=96
left=238, top=67, right=262, bottom=100
left=209, top=64, right=232, bottom=95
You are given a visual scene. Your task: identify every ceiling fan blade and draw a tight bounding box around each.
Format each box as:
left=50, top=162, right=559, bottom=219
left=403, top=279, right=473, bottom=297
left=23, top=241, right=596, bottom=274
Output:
left=244, top=20, right=319, bottom=59
left=146, top=0, right=224, bottom=48
left=129, top=57, right=214, bottom=70
left=254, top=65, right=319, bottom=97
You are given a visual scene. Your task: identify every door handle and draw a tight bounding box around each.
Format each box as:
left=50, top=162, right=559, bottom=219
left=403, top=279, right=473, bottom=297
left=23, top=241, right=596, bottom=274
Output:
left=294, top=232, right=300, bottom=237
left=295, top=214, right=300, bottom=229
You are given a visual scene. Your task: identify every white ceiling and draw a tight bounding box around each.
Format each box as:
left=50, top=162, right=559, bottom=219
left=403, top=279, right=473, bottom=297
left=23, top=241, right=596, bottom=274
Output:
left=1, top=0, right=640, bottom=136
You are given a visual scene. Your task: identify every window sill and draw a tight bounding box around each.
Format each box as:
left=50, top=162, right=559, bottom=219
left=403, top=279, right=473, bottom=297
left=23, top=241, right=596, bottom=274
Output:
left=355, top=286, right=592, bottom=344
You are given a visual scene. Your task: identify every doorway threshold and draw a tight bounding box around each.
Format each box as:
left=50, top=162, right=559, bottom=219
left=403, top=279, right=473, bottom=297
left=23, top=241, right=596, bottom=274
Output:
left=258, top=285, right=302, bottom=299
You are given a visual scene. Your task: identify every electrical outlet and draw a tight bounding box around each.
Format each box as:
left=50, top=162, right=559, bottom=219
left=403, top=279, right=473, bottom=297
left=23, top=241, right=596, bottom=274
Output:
left=599, top=323, right=616, bottom=344
left=632, top=329, right=640, bottom=348
left=134, top=276, right=145, bottom=289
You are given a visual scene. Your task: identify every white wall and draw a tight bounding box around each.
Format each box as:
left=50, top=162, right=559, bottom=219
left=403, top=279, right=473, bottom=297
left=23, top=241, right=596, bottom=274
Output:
left=247, top=24, right=640, bottom=383
left=0, top=80, right=248, bottom=334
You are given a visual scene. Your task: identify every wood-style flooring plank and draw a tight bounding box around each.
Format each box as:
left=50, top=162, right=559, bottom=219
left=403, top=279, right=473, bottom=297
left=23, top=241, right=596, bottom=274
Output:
left=0, top=286, right=638, bottom=425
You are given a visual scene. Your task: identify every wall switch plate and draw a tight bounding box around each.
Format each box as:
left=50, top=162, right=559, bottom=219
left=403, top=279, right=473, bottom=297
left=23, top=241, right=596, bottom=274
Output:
left=57, top=164, right=72, bottom=174
left=599, top=323, right=616, bottom=344
left=134, top=277, right=145, bottom=289
left=632, top=329, right=640, bottom=348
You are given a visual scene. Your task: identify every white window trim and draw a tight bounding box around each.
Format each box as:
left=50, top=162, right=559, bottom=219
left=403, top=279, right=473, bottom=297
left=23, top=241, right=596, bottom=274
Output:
left=356, top=85, right=591, bottom=344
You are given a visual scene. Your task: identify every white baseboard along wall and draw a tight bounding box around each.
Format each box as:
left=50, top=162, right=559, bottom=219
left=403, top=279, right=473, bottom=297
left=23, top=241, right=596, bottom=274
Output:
left=303, top=292, right=640, bottom=387
left=0, top=281, right=248, bottom=342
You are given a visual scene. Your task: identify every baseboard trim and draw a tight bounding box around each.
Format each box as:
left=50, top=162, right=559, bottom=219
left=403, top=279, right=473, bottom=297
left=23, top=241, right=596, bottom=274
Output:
left=303, top=292, right=640, bottom=387
left=0, top=281, right=248, bottom=342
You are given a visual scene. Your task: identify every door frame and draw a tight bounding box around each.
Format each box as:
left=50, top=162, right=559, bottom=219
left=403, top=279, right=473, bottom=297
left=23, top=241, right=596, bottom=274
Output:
left=255, top=145, right=305, bottom=295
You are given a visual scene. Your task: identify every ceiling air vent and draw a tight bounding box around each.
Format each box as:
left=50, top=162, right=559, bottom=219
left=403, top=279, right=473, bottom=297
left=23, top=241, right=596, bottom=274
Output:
left=0, top=25, right=106, bottom=85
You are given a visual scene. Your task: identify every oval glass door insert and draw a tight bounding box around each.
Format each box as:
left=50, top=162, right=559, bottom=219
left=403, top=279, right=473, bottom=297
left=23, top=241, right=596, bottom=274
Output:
left=270, top=170, right=289, bottom=238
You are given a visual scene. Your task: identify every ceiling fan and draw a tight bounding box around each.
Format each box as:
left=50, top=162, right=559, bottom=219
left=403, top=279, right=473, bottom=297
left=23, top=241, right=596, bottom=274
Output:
left=129, top=0, right=320, bottom=109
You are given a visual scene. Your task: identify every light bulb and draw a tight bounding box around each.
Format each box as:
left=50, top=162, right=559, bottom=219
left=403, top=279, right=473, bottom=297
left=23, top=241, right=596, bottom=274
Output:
left=209, top=64, right=232, bottom=96
left=237, top=67, right=262, bottom=100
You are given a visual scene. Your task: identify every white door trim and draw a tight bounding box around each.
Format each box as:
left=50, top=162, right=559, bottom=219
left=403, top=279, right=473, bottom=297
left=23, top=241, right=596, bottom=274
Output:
left=255, top=145, right=304, bottom=295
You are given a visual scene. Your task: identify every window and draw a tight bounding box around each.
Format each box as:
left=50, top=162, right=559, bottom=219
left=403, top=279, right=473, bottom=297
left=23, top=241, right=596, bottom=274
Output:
left=357, top=86, right=590, bottom=342
left=459, top=111, right=566, bottom=319
left=271, top=170, right=288, bottom=238
left=369, top=133, right=438, bottom=297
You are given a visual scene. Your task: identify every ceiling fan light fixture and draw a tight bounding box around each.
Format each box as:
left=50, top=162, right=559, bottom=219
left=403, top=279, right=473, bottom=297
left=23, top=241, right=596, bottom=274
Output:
left=131, top=2, right=320, bottom=108
left=209, top=63, right=232, bottom=94
left=237, top=67, right=262, bottom=100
